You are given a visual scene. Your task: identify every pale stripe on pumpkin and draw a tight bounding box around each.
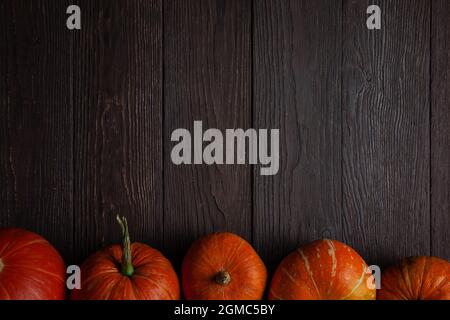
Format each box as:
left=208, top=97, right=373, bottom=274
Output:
left=340, top=263, right=367, bottom=300
left=297, top=249, right=321, bottom=297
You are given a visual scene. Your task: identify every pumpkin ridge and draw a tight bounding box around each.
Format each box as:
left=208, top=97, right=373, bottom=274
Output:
left=402, top=259, right=416, bottom=299
left=297, top=249, right=321, bottom=297
left=281, top=267, right=300, bottom=287
left=394, top=262, right=415, bottom=299
left=133, top=273, right=174, bottom=299
left=325, top=240, right=337, bottom=296
left=183, top=259, right=215, bottom=275
left=224, top=238, right=245, bottom=270
left=134, top=263, right=173, bottom=276
left=104, top=276, right=125, bottom=300
left=81, top=268, right=118, bottom=285
left=211, top=234, right=223, bottom=270
left=388, top=263, right=404, bottom=298
left=0, top=239, right=48, bottom=259
left=82, top=272, right=120, bottom=295
left=340, top=264, right=366, bottom=300
left=228, top=253, right=257, bottom=273
left=0, top=281, right=10, bottom=299
left=131, top=246, right=166, bottom=267
left=196, top=282, right=224, bottom=298
left=422, top=264, right=449, bottom=298
left=129, top=276, right=145, bottom=300
left=7, top=264, right=66, bottom=283
left=429, top=278, right=450, bottom=298
left=195, top=240, right=218, bottom=270
left=381, top=282, right=408, bottom=300
left=0, top=229, right=27, bottom=256
left=122, top=277, right=138, bottom=300
left=416, top=257, right=429, bottom=299
left=269, top=289, right=283, bottom=300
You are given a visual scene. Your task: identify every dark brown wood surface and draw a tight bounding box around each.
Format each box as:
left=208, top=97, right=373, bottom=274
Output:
left=73, top=0, right=163, bottom=262
left=0, top=0, right=449, bottom=270
left=431, top=0, right=450, bottom=260
left=343, top=0, right=431, bottom=266
left=164, top=0, right=252, bottom=266
left=253, top=0, right=343, bottom=269
left=0, top=0, right=73, bottom=261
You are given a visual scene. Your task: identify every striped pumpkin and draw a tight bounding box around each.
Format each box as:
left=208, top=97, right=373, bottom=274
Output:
left=378, top=256, right=450, bottom=300
left=269, top=239, right=376, bottom=300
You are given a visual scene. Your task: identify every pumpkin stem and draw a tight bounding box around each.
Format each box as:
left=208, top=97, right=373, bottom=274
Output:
left=0, top=258, right=4, bottom=273
left=215, top=270, right=231, bottom=286
left=116, top=215, right=134, bottom=277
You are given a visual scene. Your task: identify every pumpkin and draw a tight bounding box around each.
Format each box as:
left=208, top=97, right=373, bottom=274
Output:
left=182, top=232, right=267, bottom=300
left=269, top=239, right=376, bottom=300
left=378, top=256, right=450, bottom=300
left=71, top=216, right=179, bottom=300
left=0, top=228, right=66, bottom=300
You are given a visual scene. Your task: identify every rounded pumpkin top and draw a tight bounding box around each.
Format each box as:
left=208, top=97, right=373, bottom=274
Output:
left=0, top=228, right=66, bottom=300
left=71, top=216, right=180, bottom=300
left=378, top=256, right=450, bottom=300
left=182, top=232, right=267, bottom=300
left=71, top=242, right=180, bottom=300
left=269, top=239, right=375, bottom=300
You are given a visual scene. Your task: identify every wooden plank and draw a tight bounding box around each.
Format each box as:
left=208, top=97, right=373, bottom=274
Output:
left=0, top=1, right=73, bottom=261
left=342, top=0, right=430, bottom=266
left=164, top=0, right=252, bottom=266
left=73, top=0, right=163, bottom=262
left=253, top=0, right=343, bottom=269
left=431, top=0, right=450, bottom=261
left=0, top=1, right=8, bottom=227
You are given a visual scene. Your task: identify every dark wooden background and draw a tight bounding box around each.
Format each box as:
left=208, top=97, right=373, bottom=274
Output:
left=0, top=0, right=449, bottom=271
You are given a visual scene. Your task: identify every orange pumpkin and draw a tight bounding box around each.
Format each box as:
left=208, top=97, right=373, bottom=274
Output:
left=378, top=256, right=450, bottom=300
left=71, top=216, right=180, bottom=300
left=182, top=232, right=267, bottom=300
left=269, top=239, right=375, bottom=300
left=0, top=228, right=66, bottom=300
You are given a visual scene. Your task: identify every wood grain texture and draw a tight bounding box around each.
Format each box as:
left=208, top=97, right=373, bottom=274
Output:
left=73, top=0, right=163, bottom=262
left=164, top=0, right=252, bottom=266
left=342, top=0, right=430, bottom=266
left=0, top=0, right=73, bottom=261
left=0, top=0, right=8, bottom=229
left=431, top=0, right=450, bottom=261
left=1, top=0, right=449, bottom=269
left=253, top=0, right=343, bottom=269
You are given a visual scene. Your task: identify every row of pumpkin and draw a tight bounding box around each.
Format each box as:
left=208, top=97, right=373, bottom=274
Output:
left=0, top=215, right=449, bottom=300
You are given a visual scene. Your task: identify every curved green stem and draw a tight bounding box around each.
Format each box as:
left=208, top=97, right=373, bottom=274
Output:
left=116, top=215, right=134, bottom=277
